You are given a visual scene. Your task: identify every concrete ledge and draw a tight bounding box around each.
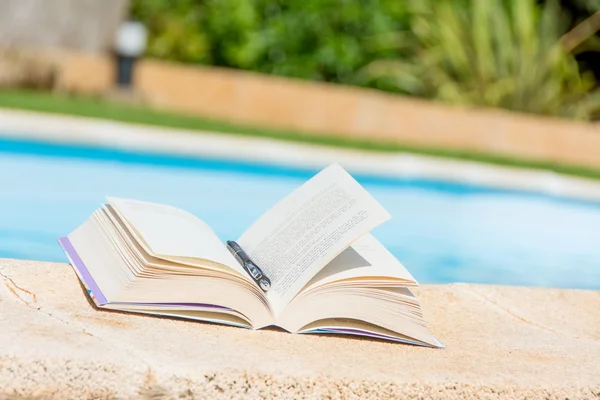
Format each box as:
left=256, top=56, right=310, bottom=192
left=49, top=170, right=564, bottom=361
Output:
left=4, top=108, right=600, bottom=203
left=1, top=259, right=598, bottom=399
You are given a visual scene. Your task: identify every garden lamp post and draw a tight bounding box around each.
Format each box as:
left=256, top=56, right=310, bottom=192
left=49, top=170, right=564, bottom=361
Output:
left=114, top=19, right=147, bottom=89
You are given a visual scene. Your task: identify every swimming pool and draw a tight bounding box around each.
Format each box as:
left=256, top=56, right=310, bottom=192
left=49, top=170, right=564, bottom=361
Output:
left=1, top=135, right=599, bottom=290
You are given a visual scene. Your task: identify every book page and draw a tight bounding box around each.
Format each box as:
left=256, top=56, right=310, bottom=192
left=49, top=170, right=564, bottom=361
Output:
left=301, top=233, right=417, bottom=291
left=237, top=164, right=391, bottom=310
left=106, top=197, right=245, bottom=276
left=297, top=318, right=442, bottom=347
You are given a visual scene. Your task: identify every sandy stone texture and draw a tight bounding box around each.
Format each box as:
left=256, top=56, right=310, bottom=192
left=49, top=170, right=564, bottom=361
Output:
left=0, top=259, right=598, bottom=399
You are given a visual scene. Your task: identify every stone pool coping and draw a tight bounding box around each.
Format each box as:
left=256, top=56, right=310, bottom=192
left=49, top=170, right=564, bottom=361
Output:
left=2, top=108, right=600, bottom=202
left=0, top=259, right=598, bottom=399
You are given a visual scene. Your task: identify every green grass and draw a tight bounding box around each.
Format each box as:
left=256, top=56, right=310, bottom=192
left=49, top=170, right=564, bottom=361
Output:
left=1, top=89, right=600, bottom=180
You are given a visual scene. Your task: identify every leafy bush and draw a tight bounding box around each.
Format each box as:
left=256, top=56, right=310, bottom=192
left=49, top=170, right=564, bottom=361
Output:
left=130, top=0, right=209, bottom=63
left=132, top=0, right=600, bottom=119
left=358, top=0, right=600, bottom=119
left=131, top=0, right=409, bottom=83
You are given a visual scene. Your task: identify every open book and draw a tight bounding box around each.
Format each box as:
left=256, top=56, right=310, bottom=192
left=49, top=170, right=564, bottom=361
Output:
left=58, top=164, right=443, bottom=347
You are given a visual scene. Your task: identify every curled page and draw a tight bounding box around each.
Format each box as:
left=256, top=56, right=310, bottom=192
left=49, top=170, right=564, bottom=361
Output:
left=105, top=197, right=244, bottom=276
left=302, top=233, right=418, bottom=292
left=237, top=164, right=391, bottom=311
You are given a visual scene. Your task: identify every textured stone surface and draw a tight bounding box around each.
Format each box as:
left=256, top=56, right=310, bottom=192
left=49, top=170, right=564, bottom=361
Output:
left=0, top=258, right=599, bottom=399
left=0, top=0, right=127, bottom=53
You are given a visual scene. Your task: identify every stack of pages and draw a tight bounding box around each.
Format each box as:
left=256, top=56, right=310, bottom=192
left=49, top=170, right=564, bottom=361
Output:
left=59, top=164, right=442, bottom=347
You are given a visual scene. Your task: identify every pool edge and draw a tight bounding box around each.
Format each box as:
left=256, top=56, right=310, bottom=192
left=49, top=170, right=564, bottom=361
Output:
left=3, top=107, right=600, bottom=203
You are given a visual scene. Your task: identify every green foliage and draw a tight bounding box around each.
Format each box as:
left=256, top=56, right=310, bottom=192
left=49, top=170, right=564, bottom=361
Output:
left=131, top=0, right=600, bottom=119
left=358, top=0, right=600, bottom=119
left=131, top=0, right=409, bottom=83
left=130, top=0, right=209, bottom=63
left=573, top=0, right=600, bottom=12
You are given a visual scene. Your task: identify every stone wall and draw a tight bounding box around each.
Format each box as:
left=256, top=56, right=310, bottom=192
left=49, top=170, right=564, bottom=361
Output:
left=0, top=0, right=128, bottom=53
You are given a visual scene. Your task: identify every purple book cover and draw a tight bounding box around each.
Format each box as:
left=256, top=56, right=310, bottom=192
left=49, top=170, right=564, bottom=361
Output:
left=58, top=236, right=108, bottom=305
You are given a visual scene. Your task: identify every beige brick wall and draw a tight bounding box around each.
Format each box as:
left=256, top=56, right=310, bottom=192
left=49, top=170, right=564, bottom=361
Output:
left=57, top=52, right=115, bottom=94
left=53, top=52, right=600, bottom=170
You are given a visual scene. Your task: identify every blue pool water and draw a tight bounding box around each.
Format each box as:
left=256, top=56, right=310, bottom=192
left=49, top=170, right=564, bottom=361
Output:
left=1, top=136, right=599, bottom=290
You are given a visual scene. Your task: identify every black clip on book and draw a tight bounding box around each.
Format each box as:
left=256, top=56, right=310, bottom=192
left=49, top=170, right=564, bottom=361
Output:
left=226, top=241, right=271, bottom=292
